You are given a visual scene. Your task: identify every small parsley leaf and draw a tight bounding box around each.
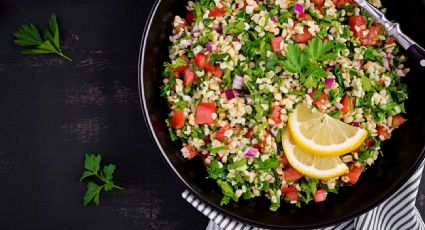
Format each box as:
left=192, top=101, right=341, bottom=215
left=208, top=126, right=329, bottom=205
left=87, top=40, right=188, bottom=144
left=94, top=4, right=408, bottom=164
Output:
left=306, top=37, right=337, bottom=62
left=81, top=153, right=123, bottom=206
left=280, top=44, right=308, bottom=74
left=83, top=181, right=102, bottom=206
left=14, top=14, right=72, bottom=61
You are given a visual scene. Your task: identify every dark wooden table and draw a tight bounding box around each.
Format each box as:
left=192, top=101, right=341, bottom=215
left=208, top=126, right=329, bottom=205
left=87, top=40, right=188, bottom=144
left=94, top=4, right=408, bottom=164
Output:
left=0, top=0, right=424, bottom=229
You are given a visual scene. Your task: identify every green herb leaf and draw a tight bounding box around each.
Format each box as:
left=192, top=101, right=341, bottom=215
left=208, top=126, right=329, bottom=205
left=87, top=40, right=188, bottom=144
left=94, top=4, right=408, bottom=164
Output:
left=226, top=20, right=245, bottom=34
left=207, top=160, right=226, bottom=179
left=83, top=182, right=102, bottom=206
left=13, top=24, right=43, bottom=46
left=80, top=171, right=95, bottom=182
left=303, top=64, right=328, bottom=88
left=227, top=158, right=248, bottom=169
left=103, top=164, right=116, bottom=181
left=361, top=75, right=373, bottom=91
left=209, top=53, right=230, bottom=64
left=14, top=13, right=72, bottom=61
left=306, top=37, right=337, bottom=62
left=83, top=153, right=101, bottom=174
left=81, top=153, right=123, bottom=206
left=217, top=180, right=235, bottom=205
left=257, top=158, right=280, bottom=170
left=280, top=44, right=308, bottom=74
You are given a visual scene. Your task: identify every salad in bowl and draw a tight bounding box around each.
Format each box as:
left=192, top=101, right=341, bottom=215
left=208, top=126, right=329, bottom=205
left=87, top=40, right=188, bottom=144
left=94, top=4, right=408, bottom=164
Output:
left=160, top=0, right=409, bottom=211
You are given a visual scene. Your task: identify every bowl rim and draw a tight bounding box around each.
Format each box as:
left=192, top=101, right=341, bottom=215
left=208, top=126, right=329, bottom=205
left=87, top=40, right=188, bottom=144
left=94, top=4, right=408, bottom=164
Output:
left=137, top=0, right=425, bottom=228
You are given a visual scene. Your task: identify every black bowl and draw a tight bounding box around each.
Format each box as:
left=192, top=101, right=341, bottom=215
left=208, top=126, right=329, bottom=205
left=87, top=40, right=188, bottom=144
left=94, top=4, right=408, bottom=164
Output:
left=139, top=0, right=425, bottom=228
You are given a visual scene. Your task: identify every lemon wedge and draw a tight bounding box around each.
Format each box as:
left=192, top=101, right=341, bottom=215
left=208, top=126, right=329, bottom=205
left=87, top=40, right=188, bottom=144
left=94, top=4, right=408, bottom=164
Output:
left=288, top=104, right=367, bottom=157
left=282, top=129, right=349, bottom=179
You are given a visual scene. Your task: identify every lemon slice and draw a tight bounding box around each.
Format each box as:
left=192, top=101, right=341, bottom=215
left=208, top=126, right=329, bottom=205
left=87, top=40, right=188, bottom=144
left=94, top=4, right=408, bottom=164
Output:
left=288, top=104, right=367, bottom=157
left=282, top=130, right=349, bottom=179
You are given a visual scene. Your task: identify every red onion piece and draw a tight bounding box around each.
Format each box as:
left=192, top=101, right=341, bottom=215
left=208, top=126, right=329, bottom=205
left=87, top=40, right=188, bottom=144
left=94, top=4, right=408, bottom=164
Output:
left=232, top=75, right=244, bottom=90
left=245, top=95, right=254, bottom=105
left=224, top=89, right=243, bottom=100
left=294, top=3, right=304, bottom=13
left=325, top=78, right=335, bottom=89
left=353, top=121, right=360, bottom=127
left=387, top=52, right=394, bottom=70
left=271, top=16, right=278, bottom=23
left=244, top=147, right=258, bottom=157
left=205, top=42, right=213, bottom=51
left=270, top=129, right=277, bottom=137
left=224, top=90, right=236, bottom=100
left=352, top=60, right=361, bottom=68
left=383, top=58, right=391, bottom=71
left=307, top=88, right=313, bottom=94
left=397, top=69, right=407, bottom=77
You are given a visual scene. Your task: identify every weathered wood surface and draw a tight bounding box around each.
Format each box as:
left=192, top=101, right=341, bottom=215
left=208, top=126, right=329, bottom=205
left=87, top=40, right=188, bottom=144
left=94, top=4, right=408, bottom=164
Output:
left=0, top=0, right=207, bottom=229
left=0, top=0, right=424, bottom=229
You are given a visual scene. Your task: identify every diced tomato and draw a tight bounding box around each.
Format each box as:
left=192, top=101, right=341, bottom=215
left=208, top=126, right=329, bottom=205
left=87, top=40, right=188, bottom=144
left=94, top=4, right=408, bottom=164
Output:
left=377, top=126, right=391, bottom=140
left=391, top=115, right=406, bottom=129
left=349, top=16, right=382, bottom=46
left=284, top=167, right=303, bottom=182
left=195, top=102, right=216, bottom=124
left=312, top=0, right=324, bottom=6
left=308, top=89, right=328, bottom=110
left=185, top=11, right=194, bottom=25
left=361, top=25, right=382, bottom=46
left=170, top=111, right=185, bottom=129
left=245, top=128, right=254, bottom=138
left=285, top=192, right=299, bottom=202
left=184, top=69, right=196, bottom=86
left=340, top=95, right=354, bottom=114
left=344, top=165, right=363, bottom=185
left=292, top=27, right=313, bottom=43
left=334, top=0, right=352, bottom=8
left=269, top=106, right=282, bottom=124
left=194, top=53, right=207, bottom=69
left=209, top=3, right=226, bottom=17
left=172, top=66, right=187, bottom=77
left=298, top=13, right=313, bottom=20
left=204, top=62, right=216, bottom=72
left=282, top=155, right=289, bottom=166
left=387, top=36, right=396, bottom=44
left=314, top=189, right=327, bottom=203
left=204, top=62, right=222, bottom=77
left=349, top=16, right=367, bottom=38
left=175, top=21, right=186, bottom=33
left=379, top=79, right=386, bottom=86
left=215, top=125, right=231, bottom=141
left=281, top=187, right=298, bottom=193
left=364, top=137, right=375, bottom=148
left=185, top=144, right=199, bottom=159
left=313, top=0, right=325, bottom=13
left=271, top=37, right=284, bottom=52
left=212, top=66, right=223, bottom=77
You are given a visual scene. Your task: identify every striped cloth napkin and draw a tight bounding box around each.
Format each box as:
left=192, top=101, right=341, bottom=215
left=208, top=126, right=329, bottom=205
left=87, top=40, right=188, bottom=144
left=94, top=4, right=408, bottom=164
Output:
left=182, top=160, right=425, bottom=230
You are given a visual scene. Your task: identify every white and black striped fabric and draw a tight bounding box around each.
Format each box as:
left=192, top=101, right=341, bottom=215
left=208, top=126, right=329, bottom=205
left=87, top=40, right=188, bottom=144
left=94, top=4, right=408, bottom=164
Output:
left=182, top=160, right=425, bottom=230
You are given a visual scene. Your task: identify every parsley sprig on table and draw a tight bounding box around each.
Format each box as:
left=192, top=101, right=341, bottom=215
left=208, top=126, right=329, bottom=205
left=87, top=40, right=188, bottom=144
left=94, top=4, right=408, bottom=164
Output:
left=280, top=37, right=337, bottom=88
left=13, top=13, right=72, bottom=61
left=80, top=153, right=123, bottom=206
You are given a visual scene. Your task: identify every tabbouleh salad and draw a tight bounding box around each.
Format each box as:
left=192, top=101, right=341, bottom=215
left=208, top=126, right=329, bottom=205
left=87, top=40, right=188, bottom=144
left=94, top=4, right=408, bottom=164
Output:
left=160, top=0, right=409, bottom=210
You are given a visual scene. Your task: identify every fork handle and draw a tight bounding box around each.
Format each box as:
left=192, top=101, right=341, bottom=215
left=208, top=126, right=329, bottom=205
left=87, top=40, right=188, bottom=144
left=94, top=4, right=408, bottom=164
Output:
left=407, top=44, right=425, bottom=67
